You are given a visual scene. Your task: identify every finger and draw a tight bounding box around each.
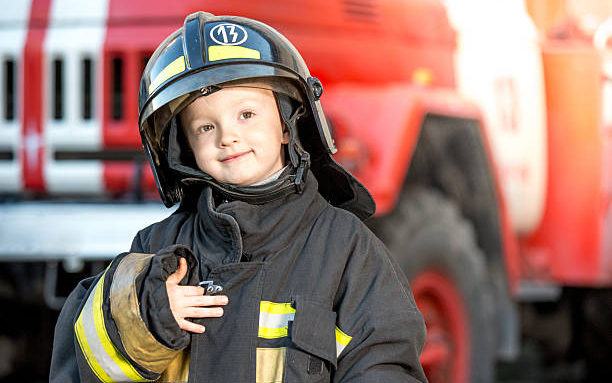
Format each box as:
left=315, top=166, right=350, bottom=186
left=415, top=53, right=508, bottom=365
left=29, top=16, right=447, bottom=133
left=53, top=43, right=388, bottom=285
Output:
left=177, top=285, right=206, bottom=296
left=184, top=306, right=224, bottom=318
left=186, top=295, right=229, bottom=307
left=166, top=257, right=188, bottom=285
left=178, top=319, right=205, bottom=334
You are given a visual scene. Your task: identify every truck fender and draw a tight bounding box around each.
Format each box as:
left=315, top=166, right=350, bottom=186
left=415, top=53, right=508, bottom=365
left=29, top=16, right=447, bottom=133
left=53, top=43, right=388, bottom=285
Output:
left=322, top=83, right=518, bottom=287
left=323, top=84, right=480, bottom=211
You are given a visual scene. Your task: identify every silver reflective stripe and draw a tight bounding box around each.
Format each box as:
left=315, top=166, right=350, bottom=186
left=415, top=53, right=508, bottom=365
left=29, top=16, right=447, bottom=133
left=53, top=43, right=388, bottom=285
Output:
left=79, top=276, right=135, bottom=382
left=259, top=311, right=295, bottom=329
left=335, top=340, right=347, bottom=357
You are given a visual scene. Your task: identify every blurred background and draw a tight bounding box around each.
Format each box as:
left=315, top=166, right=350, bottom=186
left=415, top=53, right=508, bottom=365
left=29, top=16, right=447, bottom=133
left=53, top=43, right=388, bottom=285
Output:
left=1, top=0, right=611, bottom=382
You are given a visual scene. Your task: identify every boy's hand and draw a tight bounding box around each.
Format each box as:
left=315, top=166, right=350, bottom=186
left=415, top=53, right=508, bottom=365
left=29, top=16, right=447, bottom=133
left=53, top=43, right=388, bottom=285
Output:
left=166, top=257, right=228, bottom=333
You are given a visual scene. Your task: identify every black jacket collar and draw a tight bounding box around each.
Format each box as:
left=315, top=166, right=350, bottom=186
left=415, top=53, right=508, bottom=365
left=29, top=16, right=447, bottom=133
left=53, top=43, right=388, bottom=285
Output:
left=194, top=172, right=327, bottom=262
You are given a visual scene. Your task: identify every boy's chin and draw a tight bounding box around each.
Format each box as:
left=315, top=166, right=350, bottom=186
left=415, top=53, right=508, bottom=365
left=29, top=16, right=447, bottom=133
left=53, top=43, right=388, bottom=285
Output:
left=212, top=166, right=286, bottom=187
left=221, top=177, right=257, bottom=187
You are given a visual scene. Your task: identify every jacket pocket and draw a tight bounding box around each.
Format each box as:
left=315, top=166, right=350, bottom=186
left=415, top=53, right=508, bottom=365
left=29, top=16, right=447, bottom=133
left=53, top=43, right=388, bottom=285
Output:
left=285, top=298, right=337, bottom=382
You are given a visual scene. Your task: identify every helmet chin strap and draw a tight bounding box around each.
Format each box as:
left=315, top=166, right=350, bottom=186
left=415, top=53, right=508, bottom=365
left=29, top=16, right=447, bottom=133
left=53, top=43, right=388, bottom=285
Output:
left=274, top=93, right=310, bottom=193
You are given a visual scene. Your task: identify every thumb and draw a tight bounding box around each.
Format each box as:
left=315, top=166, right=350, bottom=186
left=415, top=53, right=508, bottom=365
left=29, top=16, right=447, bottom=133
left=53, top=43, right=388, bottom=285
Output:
left=166, top=257, right=188, bottom=285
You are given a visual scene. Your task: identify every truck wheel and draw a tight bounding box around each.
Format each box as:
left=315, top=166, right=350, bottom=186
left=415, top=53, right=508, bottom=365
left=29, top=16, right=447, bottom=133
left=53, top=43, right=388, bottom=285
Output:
left=375, top=187, right=496, bottom=383
left=582, top=288, right=612, bottom=381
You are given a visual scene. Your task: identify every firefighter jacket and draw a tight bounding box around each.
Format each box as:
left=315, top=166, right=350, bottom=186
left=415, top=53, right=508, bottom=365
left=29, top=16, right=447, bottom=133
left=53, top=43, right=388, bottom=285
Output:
left=50, top=173, right=428, bottom=383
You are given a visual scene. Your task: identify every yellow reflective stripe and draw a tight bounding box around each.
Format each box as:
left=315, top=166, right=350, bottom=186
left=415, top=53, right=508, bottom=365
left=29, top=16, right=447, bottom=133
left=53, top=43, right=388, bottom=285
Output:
left=208, top=45, right=261, bottom=62
left=335, top=326, right=352, bottom=357
left=75, top=314, right=114, bottom=383
left=92, top=275, right=146, bottom=381
left=74, top=273, right=149, bottom=382
left=335, top=327, right=352, bottom=346
left=258, top=326, right=289, bottom=339
left=148, top=55, right=186, bottom=95
left=258, top=301, right=295, bottom=339
left=260, top=301, right=295, bottom=315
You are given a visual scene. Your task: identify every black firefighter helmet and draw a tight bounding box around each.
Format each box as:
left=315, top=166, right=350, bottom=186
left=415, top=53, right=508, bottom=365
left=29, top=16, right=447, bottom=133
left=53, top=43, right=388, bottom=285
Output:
left=138, top=11, right=375, bottom=220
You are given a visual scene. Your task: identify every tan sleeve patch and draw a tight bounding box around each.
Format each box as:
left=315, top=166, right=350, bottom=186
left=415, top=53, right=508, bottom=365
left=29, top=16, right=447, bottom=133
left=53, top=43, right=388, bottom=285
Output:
left=110, top=253, right=181, bottom=374
left=157, top=349, right=190, bottom=382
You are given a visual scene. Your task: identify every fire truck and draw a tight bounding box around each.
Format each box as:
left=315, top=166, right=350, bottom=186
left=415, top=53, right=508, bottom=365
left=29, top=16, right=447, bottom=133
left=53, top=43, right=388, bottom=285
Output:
left=1, top=0, right=611, bottom=382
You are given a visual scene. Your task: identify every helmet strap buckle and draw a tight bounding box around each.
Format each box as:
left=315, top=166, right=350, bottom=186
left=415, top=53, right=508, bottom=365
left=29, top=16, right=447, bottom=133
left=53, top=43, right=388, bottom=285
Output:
left=294, top=153, right=310, bottom=194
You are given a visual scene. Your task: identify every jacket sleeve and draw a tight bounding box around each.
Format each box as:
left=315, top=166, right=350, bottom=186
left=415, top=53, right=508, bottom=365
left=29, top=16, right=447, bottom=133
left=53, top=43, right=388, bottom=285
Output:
left=332, top=228, right=428, bottom=383
left=50, top=245, right=199, bottom=383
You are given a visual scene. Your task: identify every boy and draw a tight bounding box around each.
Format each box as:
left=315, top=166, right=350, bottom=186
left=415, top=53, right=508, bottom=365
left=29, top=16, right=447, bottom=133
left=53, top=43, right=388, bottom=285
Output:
left=50, top=12, right=427, bottom=383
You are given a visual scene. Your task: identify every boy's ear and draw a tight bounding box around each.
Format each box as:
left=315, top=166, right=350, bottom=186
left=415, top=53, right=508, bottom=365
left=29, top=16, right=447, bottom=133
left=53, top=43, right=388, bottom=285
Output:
left=281, top=125, right=290, bottom=144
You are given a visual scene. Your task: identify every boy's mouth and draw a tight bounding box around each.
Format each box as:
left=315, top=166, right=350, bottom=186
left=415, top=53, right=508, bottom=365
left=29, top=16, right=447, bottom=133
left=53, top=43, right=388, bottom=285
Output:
left=221, top=150, right=252, bottom=162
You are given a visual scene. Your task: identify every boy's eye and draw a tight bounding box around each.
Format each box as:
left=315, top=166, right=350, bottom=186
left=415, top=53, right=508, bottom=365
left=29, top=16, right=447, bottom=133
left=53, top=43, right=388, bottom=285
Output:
left=197, top=124, right=214, bottom=133
left=240, top=111, right=254, bottom=120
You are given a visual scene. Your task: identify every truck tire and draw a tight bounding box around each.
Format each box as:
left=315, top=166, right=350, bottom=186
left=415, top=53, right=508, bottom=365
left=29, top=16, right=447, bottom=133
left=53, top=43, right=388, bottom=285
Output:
left=374, top=187, right=496, bottom=383
left=582, top=288, right=612, bottom=381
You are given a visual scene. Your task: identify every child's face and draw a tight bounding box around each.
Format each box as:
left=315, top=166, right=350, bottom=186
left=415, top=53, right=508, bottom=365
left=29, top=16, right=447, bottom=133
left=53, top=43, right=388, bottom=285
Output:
left=179, top=87, right=289, bottom=186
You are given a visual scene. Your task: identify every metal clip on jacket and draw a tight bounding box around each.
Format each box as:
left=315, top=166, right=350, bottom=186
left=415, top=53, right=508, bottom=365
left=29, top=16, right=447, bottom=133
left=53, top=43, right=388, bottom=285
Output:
left=199, top=280, right=224, bottom=295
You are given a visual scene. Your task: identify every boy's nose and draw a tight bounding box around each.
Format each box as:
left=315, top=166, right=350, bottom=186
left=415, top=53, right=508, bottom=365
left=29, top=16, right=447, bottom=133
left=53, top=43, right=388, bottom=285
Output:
left=218, top=124, right=240, bottom=146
